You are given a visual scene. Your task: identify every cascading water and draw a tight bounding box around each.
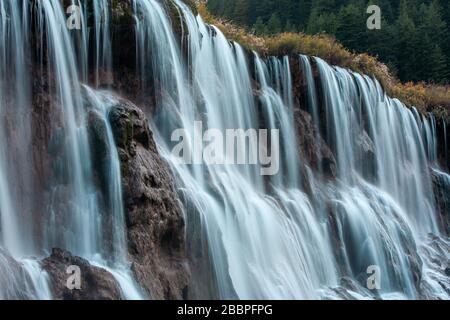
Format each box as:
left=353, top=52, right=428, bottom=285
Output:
left=0, top=0, right=52, bottom=300
left=36, top=1, right=142, bottom=299
left=0, top=0, right=142, bottom=300
left=137, top=0, right=337, bottom=299
left=83, top=87, right=144, bottom=300
left=301, top=56, right=445, bottom=298
left=0, top=0, right=33, bottom=256
left=92, top=0, right=112, bottom=86
left=134, top=0, right=449, bottom=299
left=36, top=0, right=101, bottom=257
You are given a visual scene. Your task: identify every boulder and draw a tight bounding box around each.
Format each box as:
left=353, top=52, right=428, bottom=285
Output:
left=42, top=248, right=122, bottom=300
left=109, top=99, right=190, bottom=299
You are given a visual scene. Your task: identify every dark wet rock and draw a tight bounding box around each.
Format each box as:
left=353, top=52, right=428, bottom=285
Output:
left=356, top=130, right=376, bottom=178
left=109, top=100, right=190, bottom=300
left=435, top=118, right=449, bottom=171
left=293, top=109, right=337, bottom=179
left=431, top=170, right=450, bottom=235
left=42, top=248, right=121, bottom=300
left=86, top=108, right=113, bottom=204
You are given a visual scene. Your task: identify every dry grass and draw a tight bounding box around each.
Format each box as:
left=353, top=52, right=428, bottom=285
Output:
left=196, top=2, right=450, bottom=117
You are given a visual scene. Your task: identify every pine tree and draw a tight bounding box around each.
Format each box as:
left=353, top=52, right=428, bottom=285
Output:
left=298, top=0, right=313, bottom=30
left=207, top=0, right=450, bottom=83
left=413, top=1, right=447, bottom=81
left=336, top=3, right=367, bottom=52
left=252, top=17, right=266, bottom=35
left=267, top=13, right=282, bottom=34
left=233, top=0, right=250, bottom=25
left=309, top=0, right=337, bottom=13
left=419, top=1, right=446, bottom=47
left=427, top=45, right=448, bottom=83
left=395, top=0, right=419, bottom=82
left=284, top=20, right=297, bottom=33
left=306, top=11, right=338, bottom=35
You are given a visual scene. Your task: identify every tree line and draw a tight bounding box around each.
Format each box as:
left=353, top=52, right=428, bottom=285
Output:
left=207, top=0, right=450, bottom=84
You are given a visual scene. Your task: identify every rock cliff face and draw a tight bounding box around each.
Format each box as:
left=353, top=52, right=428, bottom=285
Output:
left=108, top=100, right=189, bottom=299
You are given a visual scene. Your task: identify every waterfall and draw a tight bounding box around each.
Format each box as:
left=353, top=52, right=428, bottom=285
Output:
left=315, top=58, right=438, bottom=235
left=134, top=0, right=449, bottom=299
left=36, top=0, right=101, bottom=258
left=0, top=0, right=33, bottom=256
left=36, top=1, right=142, bottom=299
left=83, top=87, right=146, bottom=301
left=0, top=0, right=142, bottom=300
left=134, top=0, right=338, bottom=299
left=255, top=55, right=299, bottom=187
left=0, top=0, right=53, bottom=299
left=83, top=88, right=145, bottom=300
left=299, top=55, right=323, bottom=173
left=92, top=0, right=112, bottom=86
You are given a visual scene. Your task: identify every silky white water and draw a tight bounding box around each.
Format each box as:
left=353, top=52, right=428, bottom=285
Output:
left=0, top=0, right=142, bottom=300
left=134, top=0, right=449, bottom=299
left=83, top=87, right=145, bottom=300
left=37, top=1, right=142, bottom=299
left=92, top=0, right=112, bottom=86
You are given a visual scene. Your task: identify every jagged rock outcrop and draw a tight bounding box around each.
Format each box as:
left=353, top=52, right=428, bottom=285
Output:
left=42, top=248, right=122, bottom=300
left=108, top=99, right=190, bottom=299
left=293, top=109, right=337, bottom=179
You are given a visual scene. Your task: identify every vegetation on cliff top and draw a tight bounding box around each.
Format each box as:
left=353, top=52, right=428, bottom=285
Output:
left=197, top=2, right=450, bottom=119
left=207, top=0, right=450, bottom=86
